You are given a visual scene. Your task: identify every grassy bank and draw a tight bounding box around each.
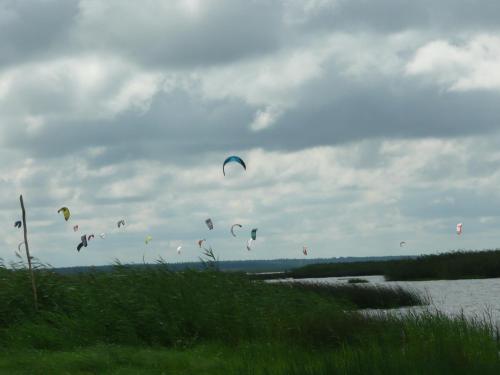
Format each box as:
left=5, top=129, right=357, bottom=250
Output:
left=0, top=263, right=426, bottom=350
left=1, top=313, right=499, bottom=375
left=0, top=262, right=499, bottom=373
left=268, top=249, right=500, bottom=281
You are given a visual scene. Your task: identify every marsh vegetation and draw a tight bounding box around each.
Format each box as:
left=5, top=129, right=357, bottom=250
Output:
left=263, top=250, right=500, bottom=281
left=0, top=260, right=498, bottom=374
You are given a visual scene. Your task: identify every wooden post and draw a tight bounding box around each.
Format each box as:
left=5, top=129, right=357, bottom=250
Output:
left=20, top=195, right=38, bottom=312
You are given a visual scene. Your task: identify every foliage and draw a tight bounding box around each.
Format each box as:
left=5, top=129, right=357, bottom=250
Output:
left=276, top=250, right=500, bottom=281
left=0, top=260, right=498, bottom=373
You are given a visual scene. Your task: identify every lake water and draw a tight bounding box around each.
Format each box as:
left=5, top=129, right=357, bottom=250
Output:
left=270, top=275, right=500, bottom=327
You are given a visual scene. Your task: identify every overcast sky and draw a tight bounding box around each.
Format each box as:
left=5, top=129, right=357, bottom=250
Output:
left=2, top=0, right=500, bottom=267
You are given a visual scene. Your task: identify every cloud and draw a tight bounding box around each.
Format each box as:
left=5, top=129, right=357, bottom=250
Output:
left=0, top=0, right=79, bottom=68
left=0, top=55, right=163, bottom=120
left=1, top=0, right=500, bottom=266
left=406, top=35, right=500, bottom=91
left=250, top=107, right=283, bottom=131
left=74, top=0, right=285, bottom=68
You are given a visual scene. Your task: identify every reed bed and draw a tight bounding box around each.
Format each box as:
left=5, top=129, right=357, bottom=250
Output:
left=0, top=260, right=498, bottom=373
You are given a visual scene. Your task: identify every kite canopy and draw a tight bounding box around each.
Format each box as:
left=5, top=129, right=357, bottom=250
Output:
left=400, top=241, right=406, bottom=247
left=223, top=156, right=246, bottom=176
left=58, top=207, right=70, bottom=221
left=14, top=221, right=22, bottom=228
left=73, top=225, right=79, bottom=232
left=198, top=239, right=206, bottom=248
left=117, top=220, right=126, bottom=228
left=230, top=224, right=242, bottom=237
left=303, top=246, right=308, bottom=256
left=456, top=223, right=463, bottom=235
left=205, top=218, right=214, bottom=230
left=251, top=228, right=258, bottom=241
left=18, top=242, right=25, bottom=252
left=99, top=233, right=106, bottom=239
left=77, top=235, right=88, bottom=252
left=87, top=234, right=95, bottom=241
left=246, top=239, right=253, bottom=251
left=145, top=235, right=153, bottom=245
left=177, top=246, right=182, bottom=255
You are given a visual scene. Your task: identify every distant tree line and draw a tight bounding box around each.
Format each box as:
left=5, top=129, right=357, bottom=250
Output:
left=265, top=250, right=500, bottom=281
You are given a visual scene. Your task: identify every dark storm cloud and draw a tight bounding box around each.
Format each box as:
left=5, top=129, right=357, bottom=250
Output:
left=7, top=74, right=500, bottom=165
left=299, top=0, right=500, bottom=34
left=6, top=89, right=256, bottom=165
left=2, top=0, right=500, bottom=72
left=0, top=0, right=79, bottom=68
left=75, top=0, right=285, bottom=68
left=265, top=81, right=500, bottom=150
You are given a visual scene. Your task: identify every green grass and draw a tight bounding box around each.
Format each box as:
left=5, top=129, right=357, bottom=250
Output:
left=272, top=249, right=500, bottom=281
left=1, top=318, right=499, bottom=375
left=0, top=261, right=499, bottom=373
left=0, top=344, right=230, bottom=375
left=0, top=265, right=351, bottom=349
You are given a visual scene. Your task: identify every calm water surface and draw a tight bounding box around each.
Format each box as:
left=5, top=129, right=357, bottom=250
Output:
left=272, top=275, right=500, bottom=327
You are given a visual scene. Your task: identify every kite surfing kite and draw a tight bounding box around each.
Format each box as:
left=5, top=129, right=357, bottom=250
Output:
left=14, top=221, right=21, bottom=229
left=223, top=156, right=246, bottom=176
left=77, top=235, right=88, bottom=252
left=198, top=239, right=206, bottom=248
left=73, top=225, right=79, bottom=232
left=400, top=241, right=406, bottom=247
left=177, top=246, right=182, bottom=255
left=87, top=234, right=95, bottom=242
left=205, top=218, right=214, bottom=230
left=303, top=246, right=308, bottom=256
left=58, top=207, right=70, bottom=221
left=99, top=233, right=106, bottom=239
left=456, top=223, right=463, bottom=235
left=230, top=224, right=242, bottom=237
left=18, top=242, right=25, bottom=252
left=117, top=220, right=126, bottom=228
left=145, top=235, right=153, bottom=245
left=246, top=239, right=253, bottom=251
left=251, top=228, right=258, bottom=241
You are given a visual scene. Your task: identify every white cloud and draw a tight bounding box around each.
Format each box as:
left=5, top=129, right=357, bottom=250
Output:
left=406, top=34, right=500, bottom=91
left=250, top=106, right=283, bottom=131
left=0, top=55, right=163, bottom=121
left=2, top=132, right=500, bottom=266
left=198, top=43, right=330, bottom=110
